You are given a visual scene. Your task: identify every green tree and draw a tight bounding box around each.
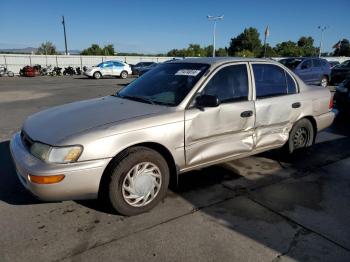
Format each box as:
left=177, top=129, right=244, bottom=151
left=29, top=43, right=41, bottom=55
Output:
left=103, top=44, right=115, bottom=55
left=259, top=44, right=277, bottom=57
left=333, top=39, right=350, bottom=56
left=36, top=41, right=58, bottom=55
left=274, top=41, right=303, bottom=57
left=216, top=47, right=228, bottom=57
left=81, top=44, right=116, bottom=55
left=228, top=27, right=262, bottom=57
left=297, top=36, right=318, bottom=56
left=235, top=50, right=255, bottom=57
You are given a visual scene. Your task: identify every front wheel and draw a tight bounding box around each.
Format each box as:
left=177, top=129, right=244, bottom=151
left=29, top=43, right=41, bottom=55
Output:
left=8, top=71, right=14, bottom=77
left=107, top=147, right=169, bottom=216
left=120, top=71, right=128, bottom=79
left=287, top=118, right=314, bottom=153
left=320, top=76, right=328, bottom=88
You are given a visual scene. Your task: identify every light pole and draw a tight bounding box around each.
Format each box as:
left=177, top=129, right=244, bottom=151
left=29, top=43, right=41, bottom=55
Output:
left=207, top=15, right=224, bottom=57
left=62, top=16, right=68, bottom=55
left=318, top=26, right=327, bottom=57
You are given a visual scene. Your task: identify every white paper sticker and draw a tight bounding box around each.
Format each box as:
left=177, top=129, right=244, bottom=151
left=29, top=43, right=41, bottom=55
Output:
left=175, top=69, right=201, bottom=76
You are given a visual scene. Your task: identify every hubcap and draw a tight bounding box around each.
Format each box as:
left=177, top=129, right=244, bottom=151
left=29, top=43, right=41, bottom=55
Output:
left=293, top=127, right=309, bottom=149
left=122, top=162, right=162, bottom=207
left=321, top=78, right=327, bottom=87
left=122, top=72, right=127, bottom=78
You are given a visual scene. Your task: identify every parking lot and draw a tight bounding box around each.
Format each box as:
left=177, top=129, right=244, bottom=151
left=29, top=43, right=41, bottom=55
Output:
left=1, top=76, right=350, bottom=261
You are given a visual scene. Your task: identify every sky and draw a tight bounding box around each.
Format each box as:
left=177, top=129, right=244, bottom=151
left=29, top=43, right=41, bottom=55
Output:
left=1, top=0, right=349, bottom=54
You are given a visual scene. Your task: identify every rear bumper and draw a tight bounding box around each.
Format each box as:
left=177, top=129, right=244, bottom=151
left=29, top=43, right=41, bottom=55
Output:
left=10, top=132, right=111, bottom=201
left=315, top=111, right=335, bottom=131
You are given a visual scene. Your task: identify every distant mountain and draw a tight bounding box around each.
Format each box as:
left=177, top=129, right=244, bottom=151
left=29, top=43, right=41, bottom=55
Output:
left=0, top=47, right=37, bottom=54
left=0, top=47, right=81, bottom=55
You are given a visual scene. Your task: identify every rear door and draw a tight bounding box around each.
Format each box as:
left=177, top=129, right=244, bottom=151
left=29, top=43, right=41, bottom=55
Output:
left=312, top=59, right=323, bottom=84
left=184, top=63, right=255, bottom=167
left=251, top=63, right=302, bottom=149
left=112, top=62, right=124, bottom=76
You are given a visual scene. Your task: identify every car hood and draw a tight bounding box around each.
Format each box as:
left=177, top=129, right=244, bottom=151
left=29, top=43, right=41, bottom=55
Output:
left=23, top=96, right=164, bottom=145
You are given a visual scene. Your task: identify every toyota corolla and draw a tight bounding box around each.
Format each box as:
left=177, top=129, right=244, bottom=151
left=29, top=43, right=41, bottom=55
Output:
left=10, top=57, right=334, bottom=216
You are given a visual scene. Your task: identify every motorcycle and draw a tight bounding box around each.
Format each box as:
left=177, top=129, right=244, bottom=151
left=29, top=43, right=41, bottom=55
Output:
left=75, top=67, right=82, bottom=75
left=50, top=67, right=62, bottom=76
left=63, top=66, right=76, bottom=76
left=0, top=65, right=14, bottom=77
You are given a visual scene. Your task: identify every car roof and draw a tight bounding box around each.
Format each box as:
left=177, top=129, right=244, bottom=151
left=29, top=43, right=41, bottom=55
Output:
left=167, top=57, right=277, bottom=67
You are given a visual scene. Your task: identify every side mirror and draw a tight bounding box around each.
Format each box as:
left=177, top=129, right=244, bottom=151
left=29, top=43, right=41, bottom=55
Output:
left=195, top=94, right=220, bottom=108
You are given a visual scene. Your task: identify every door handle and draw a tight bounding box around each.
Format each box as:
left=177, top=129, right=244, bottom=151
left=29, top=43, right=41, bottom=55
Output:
left=292, top=102, right=301, bottom=108
left=240, top=110, right=253, bottom=118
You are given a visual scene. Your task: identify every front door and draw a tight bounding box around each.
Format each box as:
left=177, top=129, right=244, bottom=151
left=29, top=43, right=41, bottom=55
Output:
left=251, top=63, right=302, bottom=149
left=184, top=63, right=255, bottom=167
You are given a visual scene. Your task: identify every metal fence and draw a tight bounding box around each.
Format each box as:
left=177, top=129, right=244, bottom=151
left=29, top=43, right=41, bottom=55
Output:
left=0, top=54, right=177, bottom=74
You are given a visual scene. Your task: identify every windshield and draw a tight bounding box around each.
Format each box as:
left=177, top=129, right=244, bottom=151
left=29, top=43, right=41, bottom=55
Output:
left=117, top=63, right=209, bottom=106
left=280, top=58, right=303, bottom=70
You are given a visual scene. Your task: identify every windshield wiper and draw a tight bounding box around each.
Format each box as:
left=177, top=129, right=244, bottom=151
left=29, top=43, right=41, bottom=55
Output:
left=118, top=94, right=155, bottom=105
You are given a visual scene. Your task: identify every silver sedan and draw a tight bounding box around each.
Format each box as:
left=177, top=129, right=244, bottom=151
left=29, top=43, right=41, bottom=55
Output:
left=10, top=57, right=334, bottom=216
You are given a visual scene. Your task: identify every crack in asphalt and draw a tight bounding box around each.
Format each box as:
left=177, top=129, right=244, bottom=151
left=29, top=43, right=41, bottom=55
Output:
left=271, top=228, right=306, bottom=262
left=57, top=153, right=350, bottom=261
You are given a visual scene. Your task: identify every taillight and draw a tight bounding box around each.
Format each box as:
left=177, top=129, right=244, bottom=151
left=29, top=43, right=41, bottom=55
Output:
left=329, top=98, right=333, bottom=109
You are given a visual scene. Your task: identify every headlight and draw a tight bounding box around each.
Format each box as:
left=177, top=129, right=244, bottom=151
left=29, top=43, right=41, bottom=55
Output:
left=30, top=143, right=83, bottom=163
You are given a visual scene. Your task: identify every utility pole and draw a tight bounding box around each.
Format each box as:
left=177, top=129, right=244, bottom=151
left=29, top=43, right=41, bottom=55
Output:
left=207, top=15, right=224, bottom=57
left=263, top=25, right=270, bottom=58
left=62, top=16, right=68, bottom=55
left=318, top=26, right=327, bottom=57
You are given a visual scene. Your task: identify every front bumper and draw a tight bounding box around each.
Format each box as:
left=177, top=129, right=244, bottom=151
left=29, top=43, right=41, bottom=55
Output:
left=9, top=132, right=111, bottom=201
left=83, top=70, right=94, bottom=77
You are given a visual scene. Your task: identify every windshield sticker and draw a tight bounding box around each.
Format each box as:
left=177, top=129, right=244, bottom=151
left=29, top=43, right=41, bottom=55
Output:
left=175, top=69, right=201, bottom=76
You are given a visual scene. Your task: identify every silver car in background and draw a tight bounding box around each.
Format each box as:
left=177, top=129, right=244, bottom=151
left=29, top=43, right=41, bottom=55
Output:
left=10, top=57, right=334, bottom=216
left=84, top=60, right=132, bottom=79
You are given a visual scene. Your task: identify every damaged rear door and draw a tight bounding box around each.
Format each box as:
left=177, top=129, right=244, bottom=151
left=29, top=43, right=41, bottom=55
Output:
left=184, top=63, right=255, bottom=167
left=251, top=63, right=302, bottom=149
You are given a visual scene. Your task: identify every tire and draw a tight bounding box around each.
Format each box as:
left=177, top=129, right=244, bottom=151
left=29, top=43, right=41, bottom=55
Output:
left=107, top=147, right=169, bottom=216
left=320, top=76, right=328, bottom=88
left=93, top=71, right=102, bottom=79
left=287, top=118, right=314, bottom=153
left=120, top=71, right=128, bottom=79
left=8, top=71, right=14, bottom=77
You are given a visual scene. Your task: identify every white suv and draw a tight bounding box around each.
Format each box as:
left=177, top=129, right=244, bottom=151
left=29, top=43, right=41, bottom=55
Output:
left=84, top=60, right=132, bottom=79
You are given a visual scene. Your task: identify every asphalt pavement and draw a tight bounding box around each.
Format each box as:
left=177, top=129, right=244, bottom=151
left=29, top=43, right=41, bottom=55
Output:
left=0, top=76, right=349, bottom=262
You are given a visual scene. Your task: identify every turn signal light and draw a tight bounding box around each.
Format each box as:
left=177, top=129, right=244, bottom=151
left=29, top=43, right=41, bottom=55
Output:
left=28, top=174, right=65, bottom=184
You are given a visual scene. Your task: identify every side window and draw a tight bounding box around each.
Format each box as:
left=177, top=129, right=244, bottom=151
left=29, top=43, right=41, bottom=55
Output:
left=286, top=73, right=297, bottom=94
left=301, top=60, right=312, bottom=69
left=252, top=64, right=288, bottom=98
left=113, top=62, right=123, bottom=67
left=202, top=64, right=249, bottom=103
left=313, top=59, right=321, bottom=67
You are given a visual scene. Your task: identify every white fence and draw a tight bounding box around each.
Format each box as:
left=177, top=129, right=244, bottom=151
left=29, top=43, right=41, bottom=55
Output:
left=0, top=54, right=177, bottom=74
left=1, top=54, right=349, bottom=74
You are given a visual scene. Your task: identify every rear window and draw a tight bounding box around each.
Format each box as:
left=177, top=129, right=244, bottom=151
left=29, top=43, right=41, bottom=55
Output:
left=280, top=58, right=302, bottom=70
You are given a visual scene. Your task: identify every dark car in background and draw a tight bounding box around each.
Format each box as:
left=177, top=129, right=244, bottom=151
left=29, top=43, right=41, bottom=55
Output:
left=131, top=62, right=156, bottom=75
left=138, top=63, right=158, bottom=76
left=328, top=61, right=340, bottom=68
left=333, top=78, right=350, bottom=114
left=330, top=60, right=350, bottom=85
left=279, top=57, right=331, bottom=87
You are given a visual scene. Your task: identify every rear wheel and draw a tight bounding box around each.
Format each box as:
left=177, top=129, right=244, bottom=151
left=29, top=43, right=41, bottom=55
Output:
left=120, top=71, right=128, bottom=79
left=107, top=147, right=169, bottom=216
left=8, top=71, right=14, bottom=77
left=320, top=76, right=328, bottom=87
left=287, top=118, right=314, bottom=153
left=93, top=71, right=102, bottom=79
